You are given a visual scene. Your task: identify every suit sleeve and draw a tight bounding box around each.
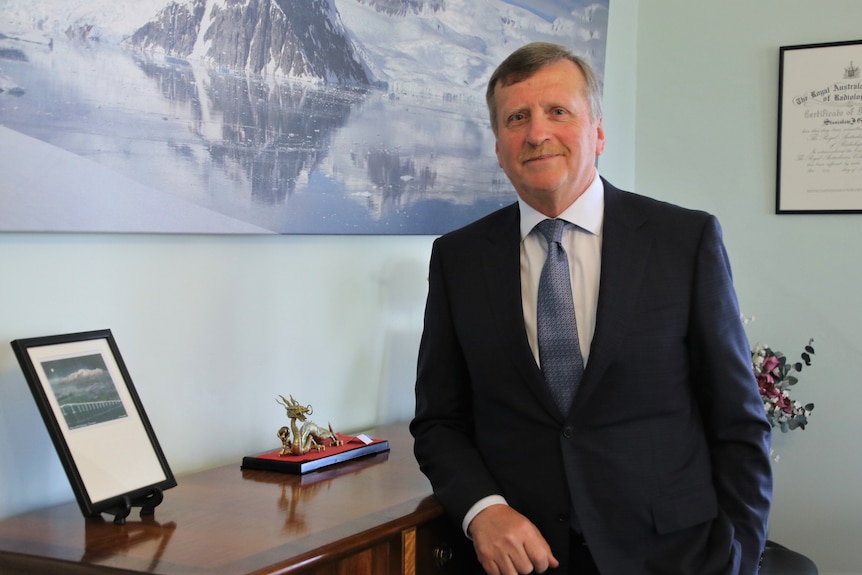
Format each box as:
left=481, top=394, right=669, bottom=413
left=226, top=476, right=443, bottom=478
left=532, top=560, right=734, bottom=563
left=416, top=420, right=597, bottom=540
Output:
left=689, top=216, right=773, bottom=573
left=410, top=237, right=507, bottom=526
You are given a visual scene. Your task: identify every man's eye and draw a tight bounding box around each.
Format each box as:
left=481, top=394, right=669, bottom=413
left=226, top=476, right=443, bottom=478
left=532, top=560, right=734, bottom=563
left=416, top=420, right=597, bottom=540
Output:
left=509, top=113, right=526, bottom=123
left=552, top=108, right=567, bottom=115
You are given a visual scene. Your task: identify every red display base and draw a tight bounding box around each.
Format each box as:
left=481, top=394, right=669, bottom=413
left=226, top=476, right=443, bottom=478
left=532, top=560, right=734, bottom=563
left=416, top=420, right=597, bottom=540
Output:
left=241, top=434, right=389, bottom=474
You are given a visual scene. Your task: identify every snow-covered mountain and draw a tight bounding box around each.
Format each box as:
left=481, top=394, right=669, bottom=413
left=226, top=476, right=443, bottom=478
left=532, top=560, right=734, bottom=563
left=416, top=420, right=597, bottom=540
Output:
left=130, top=0, right=370, bottom=84
left=0, top=0, right=609, bottom=91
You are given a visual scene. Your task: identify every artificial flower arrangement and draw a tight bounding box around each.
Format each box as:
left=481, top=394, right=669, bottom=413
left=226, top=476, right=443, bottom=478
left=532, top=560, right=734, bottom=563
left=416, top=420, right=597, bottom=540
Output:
left=750, top=337, right=815, bottom=433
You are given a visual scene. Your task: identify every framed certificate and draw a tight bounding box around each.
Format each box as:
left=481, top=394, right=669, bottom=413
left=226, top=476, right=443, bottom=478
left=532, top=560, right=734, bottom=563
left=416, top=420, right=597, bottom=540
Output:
left=777, top=39, right=862, bottom=213
left=10, top=330, right=176, bottom=523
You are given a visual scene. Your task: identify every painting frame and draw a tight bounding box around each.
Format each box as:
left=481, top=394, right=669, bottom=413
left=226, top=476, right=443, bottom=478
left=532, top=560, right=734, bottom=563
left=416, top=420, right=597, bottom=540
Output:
left=10, top=329, right=176, bottom=522
left=777, top=39, right=862, bottom=214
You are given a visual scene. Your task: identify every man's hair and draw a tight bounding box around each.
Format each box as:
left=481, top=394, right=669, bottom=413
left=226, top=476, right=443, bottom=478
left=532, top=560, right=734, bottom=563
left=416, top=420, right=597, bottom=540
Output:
left=485, top=42, right=603, bottom=134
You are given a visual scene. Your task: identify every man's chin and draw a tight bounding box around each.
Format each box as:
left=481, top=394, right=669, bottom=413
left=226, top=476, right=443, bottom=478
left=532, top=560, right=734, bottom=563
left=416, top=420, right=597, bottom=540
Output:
left=519, top=176, right=567, bottom=195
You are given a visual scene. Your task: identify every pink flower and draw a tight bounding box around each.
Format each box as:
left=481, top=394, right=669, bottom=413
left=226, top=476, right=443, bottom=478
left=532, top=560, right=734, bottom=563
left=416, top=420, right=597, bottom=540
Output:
left=761, top=355, right=780, bottom=375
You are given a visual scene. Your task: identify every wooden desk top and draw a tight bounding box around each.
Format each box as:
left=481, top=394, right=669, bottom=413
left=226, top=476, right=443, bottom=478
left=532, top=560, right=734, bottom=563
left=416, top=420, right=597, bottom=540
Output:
left=0, top=422, right=444, bottom=574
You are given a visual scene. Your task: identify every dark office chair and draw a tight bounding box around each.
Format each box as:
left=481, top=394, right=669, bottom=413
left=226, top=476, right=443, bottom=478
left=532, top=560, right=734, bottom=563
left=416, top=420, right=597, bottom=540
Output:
left=761, top=540, right=818, bottom=574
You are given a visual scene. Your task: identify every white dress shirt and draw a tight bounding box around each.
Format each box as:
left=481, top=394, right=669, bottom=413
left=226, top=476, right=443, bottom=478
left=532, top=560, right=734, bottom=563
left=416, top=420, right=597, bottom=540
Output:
left=518, top=173, right=604, bottom=367
left=462, top=173, right=605, bottom=536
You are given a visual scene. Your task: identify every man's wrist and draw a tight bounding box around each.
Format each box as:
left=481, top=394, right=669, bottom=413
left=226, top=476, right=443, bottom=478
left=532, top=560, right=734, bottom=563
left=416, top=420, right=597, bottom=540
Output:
left=463, top=495, right=509, bottom=538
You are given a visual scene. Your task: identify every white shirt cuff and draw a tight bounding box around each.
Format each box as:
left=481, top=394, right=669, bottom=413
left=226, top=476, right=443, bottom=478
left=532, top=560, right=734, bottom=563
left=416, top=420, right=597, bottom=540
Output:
left=462, top=495, right=509, bottom=538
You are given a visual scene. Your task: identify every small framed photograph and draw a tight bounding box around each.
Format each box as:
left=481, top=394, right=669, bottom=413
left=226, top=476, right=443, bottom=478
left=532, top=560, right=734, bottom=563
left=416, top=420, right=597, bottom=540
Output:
left=777, top=39, right=862, bottom=213
left=10, top=329, right=176, bottom=520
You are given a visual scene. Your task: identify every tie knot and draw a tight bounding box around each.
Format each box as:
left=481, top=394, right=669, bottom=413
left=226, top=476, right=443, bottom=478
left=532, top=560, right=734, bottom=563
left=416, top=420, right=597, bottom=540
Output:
left=536, top=218, right=566, bottom=246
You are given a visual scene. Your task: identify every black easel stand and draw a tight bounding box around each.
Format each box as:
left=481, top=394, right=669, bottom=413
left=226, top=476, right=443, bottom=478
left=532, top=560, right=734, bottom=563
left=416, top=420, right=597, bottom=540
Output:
left=102, top=487, right=165, bottom=525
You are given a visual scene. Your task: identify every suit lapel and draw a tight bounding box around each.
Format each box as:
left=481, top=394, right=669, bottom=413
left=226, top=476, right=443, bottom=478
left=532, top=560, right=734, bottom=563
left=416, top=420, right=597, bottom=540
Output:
left=571, top=184, right=652, bottom=411
left=479, top=205, right=562, bottom=417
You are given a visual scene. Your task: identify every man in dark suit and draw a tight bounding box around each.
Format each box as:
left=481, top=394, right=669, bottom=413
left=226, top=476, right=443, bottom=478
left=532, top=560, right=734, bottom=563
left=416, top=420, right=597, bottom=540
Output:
left=411, top=42, right=772, bottom=574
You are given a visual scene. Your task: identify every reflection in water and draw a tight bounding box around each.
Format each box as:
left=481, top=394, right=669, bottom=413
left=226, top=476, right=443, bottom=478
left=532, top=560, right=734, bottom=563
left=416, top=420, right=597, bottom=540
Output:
left=365, top=148, right=437, bottom=207
left=0, top=37, right=515, bottom=234
left=132, top=54, right=357, bottom=207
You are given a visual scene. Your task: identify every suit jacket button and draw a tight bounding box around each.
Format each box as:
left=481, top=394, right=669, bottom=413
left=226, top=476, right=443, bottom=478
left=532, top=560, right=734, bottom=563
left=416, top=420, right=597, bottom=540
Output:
left=562, top=426, right=574, bottom=438
left=556, top=514, right=569, bottom=524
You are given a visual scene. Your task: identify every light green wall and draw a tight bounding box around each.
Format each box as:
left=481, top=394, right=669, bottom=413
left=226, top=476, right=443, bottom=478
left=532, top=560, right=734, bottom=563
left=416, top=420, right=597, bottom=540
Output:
left=636, top=2, right=862, bottom=573
left=0, top=234, right=434, bottom=507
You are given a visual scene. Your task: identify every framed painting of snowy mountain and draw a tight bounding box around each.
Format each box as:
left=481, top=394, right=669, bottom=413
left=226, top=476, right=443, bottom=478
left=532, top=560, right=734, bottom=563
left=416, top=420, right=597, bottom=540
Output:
left=0, top=0, right=610, bottom=234
left=10, top=329, right=176, bottom=522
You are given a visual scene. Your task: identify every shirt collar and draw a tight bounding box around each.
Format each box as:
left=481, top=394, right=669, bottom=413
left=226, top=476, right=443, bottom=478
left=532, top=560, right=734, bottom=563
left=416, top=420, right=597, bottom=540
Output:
left=518, top=173, right=605, bottom=241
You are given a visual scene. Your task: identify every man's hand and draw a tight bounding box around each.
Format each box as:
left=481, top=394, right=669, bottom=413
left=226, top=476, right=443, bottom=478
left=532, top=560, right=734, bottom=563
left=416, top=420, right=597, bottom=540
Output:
left=468, top=504, right=559, bottom=575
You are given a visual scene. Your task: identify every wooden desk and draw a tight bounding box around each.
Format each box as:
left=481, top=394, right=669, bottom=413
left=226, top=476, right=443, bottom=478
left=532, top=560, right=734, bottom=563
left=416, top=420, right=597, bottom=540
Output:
left=0, top=423, right=475, bottom=574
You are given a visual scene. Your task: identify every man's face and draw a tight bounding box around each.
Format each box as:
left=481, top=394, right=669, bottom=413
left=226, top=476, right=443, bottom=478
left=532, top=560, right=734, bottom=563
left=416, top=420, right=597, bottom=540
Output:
left=493, top=59, right=605, bottom=216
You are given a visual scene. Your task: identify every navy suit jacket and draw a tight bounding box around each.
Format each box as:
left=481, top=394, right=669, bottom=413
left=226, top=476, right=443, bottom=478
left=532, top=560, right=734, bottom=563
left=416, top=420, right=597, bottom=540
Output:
left=411, top=180, right=772, bottom=574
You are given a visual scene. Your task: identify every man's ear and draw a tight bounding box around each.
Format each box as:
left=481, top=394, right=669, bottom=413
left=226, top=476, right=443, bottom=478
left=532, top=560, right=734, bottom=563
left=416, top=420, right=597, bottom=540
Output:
left=595, top=118, right=606, bottom=156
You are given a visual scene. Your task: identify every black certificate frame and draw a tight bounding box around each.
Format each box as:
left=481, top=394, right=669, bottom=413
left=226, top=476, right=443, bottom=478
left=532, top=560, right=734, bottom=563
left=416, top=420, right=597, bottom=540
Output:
left=10, top=329, right=176, bottom=523
left=777, top=39, right=862, bottom=214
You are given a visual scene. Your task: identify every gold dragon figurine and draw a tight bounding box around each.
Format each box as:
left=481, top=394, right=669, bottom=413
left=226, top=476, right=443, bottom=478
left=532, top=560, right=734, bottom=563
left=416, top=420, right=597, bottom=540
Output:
left=276, top=395, right=343, bottom=456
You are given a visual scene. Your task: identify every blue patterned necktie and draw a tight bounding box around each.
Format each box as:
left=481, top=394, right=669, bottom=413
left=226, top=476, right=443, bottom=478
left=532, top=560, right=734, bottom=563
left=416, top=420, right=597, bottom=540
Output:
left=536, top=218, right=584, bottom=415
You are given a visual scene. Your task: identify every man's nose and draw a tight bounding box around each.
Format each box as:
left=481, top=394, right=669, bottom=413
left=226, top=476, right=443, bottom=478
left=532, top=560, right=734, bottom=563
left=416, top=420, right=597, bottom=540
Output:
left=525, top=115, right=552, bottom=146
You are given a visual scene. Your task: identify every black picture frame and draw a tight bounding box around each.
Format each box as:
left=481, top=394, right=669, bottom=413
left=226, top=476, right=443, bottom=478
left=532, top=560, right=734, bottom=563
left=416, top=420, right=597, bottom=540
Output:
left=10, top=329, right=176, bottom=522
left=777, top=39, right=862, bottom=214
